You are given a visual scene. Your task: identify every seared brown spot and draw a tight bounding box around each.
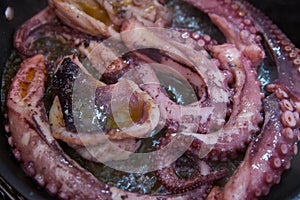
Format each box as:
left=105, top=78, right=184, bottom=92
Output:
left=237, top=10, right=245, bottom=17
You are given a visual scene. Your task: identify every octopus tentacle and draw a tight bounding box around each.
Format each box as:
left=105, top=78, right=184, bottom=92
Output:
left=124, top=61, right=212, bottom=133
left=7, top=0, right=300, bottom=199
left=132, top=51, right=208, bottom=102
left=242, top=0, right=300, bottom=98
left=209, top=90, right=300, bottom=200
left=6, top=54, right=112, bottom=199
left=14, top=7, right=56, bottom=57
left=154, top=134, right=228, bottom=194
left=176, top=30, right=218, bottom=52
left=13, top=5, right=163, bottom=82
left=156, top=156, right=227, bottom=193
left=121, top=19, right=229, bottom=129
left=184, top=0, right=265, bottom=66
left=13, top=6, right=101, bottom=58
left=51, top=55, right=160, bottom=143
left=121, top=18, right=263, bottom=161
left=205, top=1, right=300, bottom=199
left=204, top=44, right=263, bottom=161
left=6, top=54, right=214, bottom=200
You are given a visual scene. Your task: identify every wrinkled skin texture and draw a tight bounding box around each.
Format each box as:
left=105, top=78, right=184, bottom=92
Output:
left=7, top=54, right=215, bottom=200
left=6, top=0, right=300, bottom=199
left=6, top=55, right=112, bottom=199
left=50, top=55, right=160, bottom=163
left=120, top=18, right=263, bottom=162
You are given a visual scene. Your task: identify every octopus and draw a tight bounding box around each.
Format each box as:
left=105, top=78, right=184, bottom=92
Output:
left=4, top=0, right=300, bottom=199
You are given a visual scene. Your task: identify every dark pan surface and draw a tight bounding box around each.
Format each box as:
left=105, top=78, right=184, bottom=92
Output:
left=0, top=0, right=299, bottom=199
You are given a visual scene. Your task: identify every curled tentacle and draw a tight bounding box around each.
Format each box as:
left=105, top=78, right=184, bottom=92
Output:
left=184, top=0, right=265, bottom=66
left=5, top=0, right=300, bottom=199
left=14, top=7, right=56, bottom=57
left=50, top=55, right=160, bottom=164
left=121, top=18, right=263, bottom=160
left=122, top=60, right=212, bottom=133
left=155, top=134, right=228, bottom=194
left=242, top=0, right=300, bottom=98
left=6, top=54, right=216, bottom=200
left=156, top=155, right=227, bottom=193
left=14, top=7, right=100, bottom=58
left=7, top=54, right=112, bottom=199
left=49, top=0, right=116, bottom=37
left=121, top=19, right=229, bottom=130
left=210, top=90, right=300, bottom=200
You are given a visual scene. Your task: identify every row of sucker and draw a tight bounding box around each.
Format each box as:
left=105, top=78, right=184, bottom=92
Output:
left=257, top=86, right=300, bottom=198
left=242, top=0, right=300, bottom=71
left=215, top=0, right=263, bottom=45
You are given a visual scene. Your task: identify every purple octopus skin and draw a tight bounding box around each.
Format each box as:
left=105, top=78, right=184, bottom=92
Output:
left=13, top=7, right=101, bottom=58
left=204, top=1, right=300, bottom=199
left=6, top=54, right=112, bottom=200
left=184, top=0, right=265, bottom=66
left=126, top=60, right=212, bottom=133
left=156, top=159, right=227, bottom=193
left=121, top=18, right=263, bottom=161
left=13, top=6, right=134, bottom=82
left=6, top=0, right=300, bottom=199
left=51, top=55, right=160, bottom=144
left=154, top=134, right=229, bottom=193
left=242, top=0, right=300, bottom=99
left=14, top=7, right=56, bottom=57
left=208, top=92, right=300, bottom=200
left=6, top=54, right=216, bottom=200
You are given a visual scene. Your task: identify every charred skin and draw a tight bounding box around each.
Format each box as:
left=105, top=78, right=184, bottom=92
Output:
left=6, top=54, right=112, bottom=200
left=6, top=0, right=300, bottom=199
left=51, top=55, right=160, bottom=144
left=6, top=54, right=215, bottom=199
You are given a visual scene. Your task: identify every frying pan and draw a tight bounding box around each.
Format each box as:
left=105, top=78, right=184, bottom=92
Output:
left=0, top=0, right=299, bottom=199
